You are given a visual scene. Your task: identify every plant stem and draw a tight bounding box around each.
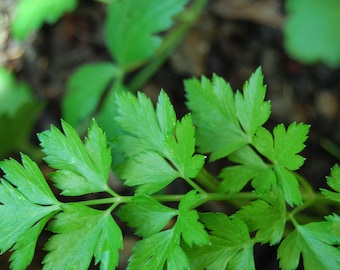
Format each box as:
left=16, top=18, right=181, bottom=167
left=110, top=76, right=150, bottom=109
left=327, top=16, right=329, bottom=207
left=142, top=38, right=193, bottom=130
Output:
left=78, top=196, right=133, bottom=206
left=195, top=168, right=220, bottom=192
left=184, top=176, right=207, bottom=194
left=127, top=0, right=208, bottom=92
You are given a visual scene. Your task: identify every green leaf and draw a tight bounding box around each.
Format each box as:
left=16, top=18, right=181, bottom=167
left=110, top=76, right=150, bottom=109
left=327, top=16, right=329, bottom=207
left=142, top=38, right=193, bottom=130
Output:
left=116, top=151, right=180, bottom=194
left=125, top=191, right=207, bottom=269
left=117, top=194, right=177, bottom=237
left=112, top=90, right=204, bottom=194
left=235, top=67, right=271, bottom=136
left=43, top=204, right=123, bottom=270
left=0, top=154, right=59, bottom=269
left=185, top=74, right=248, bottom=160
left=38, top=119, right=112, bottom=195
left=284, top=0, right=340, bottom=66
left=62, top=63, right=118, bottom=129
left=0, top=101, right=43, bottom=159
left=0, top=67, right=34, bottom=116
left=254, top=123, right=310, bottom=170
left=128, top=229, right=189, bottom=270
left=185, top=213, right=255, bottom=270
left=235, top=187, right=286, bottom=245
left=218, top=145, right=275, bottom=194
left=321, top=164, right=340, bottom=202
left=177, top=191, right=210, bottom=247
left=12, top=0, right=78, bottom=40
left=0, top=154, right=57, bottom=205
left=165, top=115, right=206, bottom=179
left=105, top=0, right=188, bottom=66
left=278, top=221, right=340, bottom=270
left=275, top=165, right=302, bottom=206
left=326, top=214, right=340, bottom=238
left=0, top=67, right=42, bottom=158
left=9, top=213, right=54, bottom=270
left=0, top=180, right=59, bottom=269
left=253, top=123, right=309, bottom=205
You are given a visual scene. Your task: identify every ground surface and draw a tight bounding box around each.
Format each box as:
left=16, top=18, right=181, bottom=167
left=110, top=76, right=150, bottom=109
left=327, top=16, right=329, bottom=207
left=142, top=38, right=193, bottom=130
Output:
left=1, top=0, right=340, bottom=269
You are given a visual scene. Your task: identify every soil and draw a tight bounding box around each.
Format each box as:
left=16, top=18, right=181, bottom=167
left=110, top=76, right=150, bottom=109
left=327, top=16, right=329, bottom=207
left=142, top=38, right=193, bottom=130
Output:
left=1, top=0, right=340, bottom=269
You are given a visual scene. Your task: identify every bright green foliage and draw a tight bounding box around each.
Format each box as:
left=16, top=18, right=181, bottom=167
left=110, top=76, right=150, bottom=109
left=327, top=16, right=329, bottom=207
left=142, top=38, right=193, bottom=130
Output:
left=62, top=63, right=119, bottom=128
left=218, top=145, right=275, bottom=194
left=278, top=221, right=340, bottom=270
left=117, top=194, right=178, bottom=237
left=128, top=229, right=190, bottom=270
left=254, top=123, right=309, bottom=171
left=253, top=123, right=309, bottom=205
left=185, top=213, right=255, bottom=270
left=112, top=90, right=205, bottom=194
left=186, top=67, right=308, bottom=206
left=38, top=120, right=112, bottom=195
left=235, top=188, right=286, bottom=245
left=11, top=0, right=78, bottom=40
left=105, top=0, right=189, bottom=66
left=43, top=203, right=122, bottom=270
left=0, top=67, right=42, bottom=158
left=234, top=68, right=271, bottom=137
left=2, top=67, right=339, bottom=269
left=125, top=191, right=209, bottom=269
left=176, top=191, right=210, bottom=247
left=326, top=214, right=340, bottom=237
left=321, top=164, right=340, bottom=202
left=284, top=0, right=340, bottom=66
left=185, top=67, right=269, bottom=161
left=0, top=154, right=60, bottom=269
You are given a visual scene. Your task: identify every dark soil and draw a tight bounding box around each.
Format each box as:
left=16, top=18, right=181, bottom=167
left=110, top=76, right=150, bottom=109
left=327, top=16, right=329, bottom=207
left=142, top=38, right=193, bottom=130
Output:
left=2, top=0, right=340, bottom=269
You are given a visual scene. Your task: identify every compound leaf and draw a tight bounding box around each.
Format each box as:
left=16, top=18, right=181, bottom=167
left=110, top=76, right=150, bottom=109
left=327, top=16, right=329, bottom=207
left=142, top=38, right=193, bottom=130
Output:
left=112, top=90, right=204, bottom=194
left=105, top=0, right=188, bottom=66
left=12, top=0, right=77, bottom=40
left=38, top=119, right=112, bottom=196
left=278, top=221, right=340, bottom=270
left=43, top=203, right=122, bottom=270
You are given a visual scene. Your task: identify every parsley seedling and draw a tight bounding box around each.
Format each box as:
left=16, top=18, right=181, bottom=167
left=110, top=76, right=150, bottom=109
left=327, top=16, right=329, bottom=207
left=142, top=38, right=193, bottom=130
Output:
left=1, top=68, right=340, bottom=269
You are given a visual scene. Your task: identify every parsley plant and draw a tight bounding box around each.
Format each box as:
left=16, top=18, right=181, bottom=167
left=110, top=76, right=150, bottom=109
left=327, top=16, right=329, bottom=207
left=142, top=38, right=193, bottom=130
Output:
left=1, top=67, right=340, bottom=269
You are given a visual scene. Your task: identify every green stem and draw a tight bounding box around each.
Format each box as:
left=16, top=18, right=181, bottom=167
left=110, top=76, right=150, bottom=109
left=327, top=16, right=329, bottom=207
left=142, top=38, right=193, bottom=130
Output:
left=78, top=196, right=133, bottom=206
left=127, top=0, right=208, bottom=92
left=184, top=176, right=207, bottom=194
left=195, top=168, right=220, bottom=192
left=321, top=138, right=340, bottom=160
